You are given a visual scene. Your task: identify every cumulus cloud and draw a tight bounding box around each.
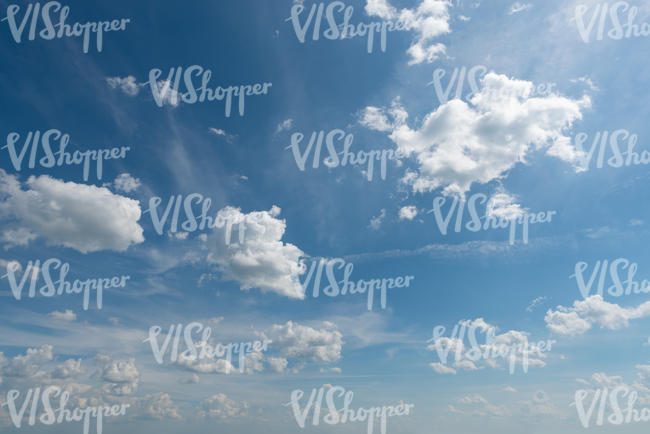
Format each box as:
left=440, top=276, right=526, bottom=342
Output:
left=265, top=321, right=343, bottom=365
left=2, top=345, right=53, bottom=378
left=365, top=0, right=397, bottom=20
left=0, top=346, right=186, bottom=422
left=52, top=359, right=85, bottom=379
left=575, top=370, right=650, bottom=408
left=106, top=75, right=140, bottom=96
left=268, top=357, right=288, bottom=373
left=359, top=98, right=408, bottom=132
left=198, top=394, right=248, bottom=419
left=48, top=310, right=77, bottom=321
left=359, top=107, right=393, bottom=132
left=486, top=190, right=526, bottom=221
left=399, top=205, right=418, bottom=221
left=203, top=206, right=307, bottom=299
left=366, top=0, right=452, bottom=65
left=128, top=393, right=182, bottom=420
left=0, top=170, right=144, bottom=253
left=0, top=227, right=37, bottom=249
left=96, top=355, right=139, bottom=396
left=113, top=173, right=141, bottom=193
left=175, top=354, right=236, bottom=375
left=427, top=318, right=549, bottom=374
left=362, top=73, right=589, bottom=196
left=545, top=295, right=650, bottom=336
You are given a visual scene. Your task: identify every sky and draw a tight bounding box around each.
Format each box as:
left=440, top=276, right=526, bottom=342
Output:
left=1, top=0, right=650, bottom=433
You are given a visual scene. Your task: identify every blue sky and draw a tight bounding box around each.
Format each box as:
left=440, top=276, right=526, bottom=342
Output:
left=1, top=0, right=650, bottom=432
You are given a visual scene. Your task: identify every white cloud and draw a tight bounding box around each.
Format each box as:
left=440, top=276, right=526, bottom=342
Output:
left=428, top=318, right=549, bottom=374
left=545, top=295, right=650, bottom=336
left=458, top=394, right=487, bottom=405
left=363, top=73, right=589, bottom=196
left=365, top=0, right=452, bottom=65
left=359, top=107, right=393, bottom=132
left=128, top=393, right=182, bottom=420
left=486, top=190, right=526, bottom=220
left=430, top=362, right=456, bottom=374
left=96, top=355, right=139, bottom=396
left=52, top=358, right=84, bottom=378
left=209, top=128, right=227, bottom=136
left=359, top=98, right=408, bottom=132
left=113, top=173, right=141, bottom=193
left=48, top=310, right=77, bottom=321
left=198, top=394, right=249, bottom=419
left=399, top=205, right=418, bottom=221
left=2, top=345, right=53, bottom=378
left=175, top=354, right=237, bottom=375
left=453, top=359, right=479, bottom=371
left=1, top=227, right=37, bottom=249
left=106, top=75, right=140, bottom=96
left=265, top=321, right=343, bottom=365
left=276, top=118, right=294, bottom=133
left=545, top=310, right=591, bottom=336
left=268, top=357, right=288, bottom=373
left=203, top=206, right=307, bottom=299
left=0, top=170, right=144, bottom=253
left=526, top=296, right=548, bottom=312
left=208, top=127, right=236, bottom=143
left=369, top=209, right=387, bottom=230
left=365, top=0, right=397, bottom=20
left=171, top=231, right=189, bottom=240
left=571, top=76, right=599, bottom=92
left=504, top=386, right=517, bottom=392
left=508, top=3, right=532, bottom=15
